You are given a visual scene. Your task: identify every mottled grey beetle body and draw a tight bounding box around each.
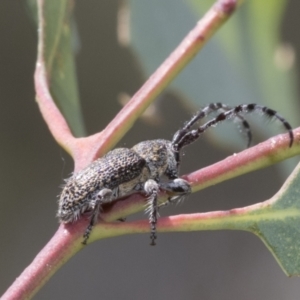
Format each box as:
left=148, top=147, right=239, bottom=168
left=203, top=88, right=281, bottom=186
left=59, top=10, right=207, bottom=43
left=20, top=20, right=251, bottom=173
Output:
left=58, top=139, right=190, bottom=244
left=58, top=148, right=147, bottom=222
left=58, top=103, right=294, bottom=245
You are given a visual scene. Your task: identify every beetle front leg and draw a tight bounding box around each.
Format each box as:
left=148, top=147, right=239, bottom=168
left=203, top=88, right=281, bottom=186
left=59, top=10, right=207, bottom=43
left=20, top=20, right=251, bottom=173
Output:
left=144, top=179, right=160, bottom=246
left=82, top=188, right=113, bottom=245
left=160, top=178, right=191, bottom=207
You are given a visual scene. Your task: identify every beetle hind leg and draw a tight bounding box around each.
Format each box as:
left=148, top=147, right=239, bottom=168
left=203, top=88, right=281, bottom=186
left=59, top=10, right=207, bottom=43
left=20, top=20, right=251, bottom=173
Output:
left=82, top=188, right=113, bottom=245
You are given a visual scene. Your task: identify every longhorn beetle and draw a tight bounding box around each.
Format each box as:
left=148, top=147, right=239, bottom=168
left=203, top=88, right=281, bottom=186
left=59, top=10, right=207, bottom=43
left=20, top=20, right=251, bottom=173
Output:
left=58, top=103, right=294, bottom=245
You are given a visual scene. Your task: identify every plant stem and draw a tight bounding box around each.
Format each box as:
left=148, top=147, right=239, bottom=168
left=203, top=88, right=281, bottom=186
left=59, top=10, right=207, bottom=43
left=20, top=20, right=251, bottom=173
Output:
left=2, top=126, right=299, bottom=300
left=88, top=0, right=244, bottom=162
left=3, top=0, right=251, bottom=299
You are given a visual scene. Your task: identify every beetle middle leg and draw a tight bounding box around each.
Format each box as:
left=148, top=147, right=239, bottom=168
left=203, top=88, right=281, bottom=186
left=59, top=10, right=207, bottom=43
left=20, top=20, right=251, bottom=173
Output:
left=82, top=188, right=113, bottom=245
left=144, top=179, right=161, bottom=246
left=144, top=178, right=191, bottom=245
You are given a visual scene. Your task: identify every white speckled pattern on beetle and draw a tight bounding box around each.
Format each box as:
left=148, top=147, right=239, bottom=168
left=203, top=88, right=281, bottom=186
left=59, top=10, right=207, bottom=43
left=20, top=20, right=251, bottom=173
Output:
left=58, top=103, right=294, bottom=245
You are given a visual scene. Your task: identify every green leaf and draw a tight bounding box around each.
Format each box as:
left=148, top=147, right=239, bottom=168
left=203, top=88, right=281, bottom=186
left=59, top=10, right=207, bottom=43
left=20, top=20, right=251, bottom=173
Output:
left=27, top=0, right=85, bottom=136
left=168, top=160, right=300, bottom=276
left=196, top=162, right=300, bottom=277
left=249, top=162, right=300, bottom=276
left=126, top=0, right=299, bottom=149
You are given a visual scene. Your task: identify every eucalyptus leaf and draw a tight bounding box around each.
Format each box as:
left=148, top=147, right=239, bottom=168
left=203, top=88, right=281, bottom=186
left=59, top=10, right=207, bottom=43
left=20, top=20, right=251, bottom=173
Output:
left=245, top=162, right=300, bottom=276
left=27, top=0, right=85, bottom=136
left=187, top=161, right=300, bottom=276
left=126, top=0, right=299, bottom=149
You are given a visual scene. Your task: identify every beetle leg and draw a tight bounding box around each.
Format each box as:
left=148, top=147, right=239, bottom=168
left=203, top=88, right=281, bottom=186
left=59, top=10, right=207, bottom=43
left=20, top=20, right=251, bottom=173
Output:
left=82, top=188, right=113, bottom=245
left=160, top=178, right=191, bottom=207
left=144, top=179, right=160, bottom=246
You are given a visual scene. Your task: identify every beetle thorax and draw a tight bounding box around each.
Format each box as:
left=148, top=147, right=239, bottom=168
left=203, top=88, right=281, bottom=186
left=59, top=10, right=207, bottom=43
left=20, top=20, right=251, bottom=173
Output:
left=132, top=139, right=177, bottom=179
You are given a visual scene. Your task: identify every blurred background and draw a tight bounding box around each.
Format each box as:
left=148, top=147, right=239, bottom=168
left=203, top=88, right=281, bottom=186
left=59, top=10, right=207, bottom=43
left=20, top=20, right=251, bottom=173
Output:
left=0, top=1, right=300, bottom=299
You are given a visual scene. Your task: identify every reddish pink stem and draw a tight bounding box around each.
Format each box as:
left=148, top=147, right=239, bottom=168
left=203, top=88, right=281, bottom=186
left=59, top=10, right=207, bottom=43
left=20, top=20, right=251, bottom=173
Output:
left=9, top=0, right=292, bottom=299
left=34, top=0, right=242, bottom=171
left=2, top=127, right=299, bottom=300
left=34, top=0, right=76, bottom=154
left=186, top=129, right=300, bottom=191
left=87, top=0, right=242, bottom=162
